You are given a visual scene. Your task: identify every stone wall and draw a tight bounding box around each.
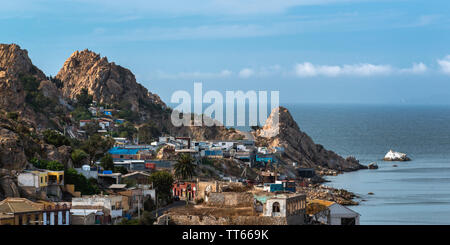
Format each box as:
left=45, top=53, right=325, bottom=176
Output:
left=206, top=192, right=254, bottom=207
left=156, top=214, right=287, bottom=225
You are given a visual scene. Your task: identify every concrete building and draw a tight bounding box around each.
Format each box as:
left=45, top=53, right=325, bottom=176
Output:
left=254, top=193, right=307, bottom=225
left=308, top=199, right=360, bottom=225
left=18, top=171, right=48, bottom=188
left=172, top=181, right=197, bottom=201
left=122, top=171, right=151, bottom=185
left=71, top=195, right=126, bottom=224
left=0, top=198, right=44, bottom=225
left=38, top=201, right=71, bottom=225
left=75, top=165, right=99, bottom=180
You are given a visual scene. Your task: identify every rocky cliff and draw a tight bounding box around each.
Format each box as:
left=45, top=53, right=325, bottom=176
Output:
left=0, top=44, right=69, bottom=129
left=255, top=107, right=365, bottom=172
left=0, top=44, right=72, bottom=172
left=55, top=50, right=165, bottom=117
left=55, top=49, right=241, bottom=141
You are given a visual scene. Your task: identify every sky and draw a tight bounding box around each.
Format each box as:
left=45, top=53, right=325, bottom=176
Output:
left=1, top=0, right=450, bottom=105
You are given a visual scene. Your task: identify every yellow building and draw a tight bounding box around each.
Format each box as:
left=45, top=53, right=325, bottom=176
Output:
left=46, top=171, right=64, bottom=185
left=0, top=198, right=45, bottom=225
left=38, top=171, right=49, bottom=187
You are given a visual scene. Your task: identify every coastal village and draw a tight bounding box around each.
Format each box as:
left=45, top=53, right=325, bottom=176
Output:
left=0, top=43, right=412, bottom=226
left=0, top=102, right=361, bottom=225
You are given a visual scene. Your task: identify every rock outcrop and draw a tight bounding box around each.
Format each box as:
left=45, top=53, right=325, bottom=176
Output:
left=255, top=107, right=365, bottom=172
left=368, top=162, right=379, bottom=169
left=0, top=44, right=44, bottom=113
left=0, top=44, right=68, bottom=129
left=383, top=149, right=410, bottom=161
left=0, top=127, right=28, bottom=170
left=0, top=175, right=21, bottom=199
left=56, top=50, right=165, bottom=116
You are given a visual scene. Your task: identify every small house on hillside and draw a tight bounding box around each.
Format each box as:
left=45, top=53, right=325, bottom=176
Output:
left=308, top=199, right=360, bottom=225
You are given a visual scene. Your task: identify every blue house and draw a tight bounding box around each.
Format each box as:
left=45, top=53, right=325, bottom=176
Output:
left=103, top=109, right=114, bottom=116
left=269, top=183, right=283, bottom=192
left=115, top=119, right=125, bottom=124
left=255, top=154, right=275, bottom=163
left=204, top=150, right=223, bottom=157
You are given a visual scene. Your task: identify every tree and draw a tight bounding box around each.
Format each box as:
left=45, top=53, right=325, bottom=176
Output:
left=149, top=171, right=174, bottom=203
left=114, top=166, right=128, bottom=175
left=306, top=203, right=330, bottom=224
left=137, top=123, right=161, bottom=144
left=64, top=168, right=99, bottom=195
left=173, top=154, right=196, bottom=181
left=76, top=88, right=93, bottom=108
left=46, top=161, right=65, bottom=171
left=30, top=158, right=64, bottom=171
left=81, top=134, right=115, bottom=164
left=117, top=122, right=137, bottom=140
left=71, top=106, right=92, bottom=121
left=71, top=149, right=88, bottom=167
left=100, top=154, right=114, bottom=171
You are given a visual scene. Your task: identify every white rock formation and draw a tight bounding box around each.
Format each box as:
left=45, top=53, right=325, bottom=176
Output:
left=383, top=150, right=410, bottom=161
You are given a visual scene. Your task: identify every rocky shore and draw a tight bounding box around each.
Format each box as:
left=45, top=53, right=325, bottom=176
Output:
left=300, top=184, right=358, bottom=206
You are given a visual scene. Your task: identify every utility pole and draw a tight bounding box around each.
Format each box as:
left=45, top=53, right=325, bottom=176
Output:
left=137, top=195, right=141, bottom=220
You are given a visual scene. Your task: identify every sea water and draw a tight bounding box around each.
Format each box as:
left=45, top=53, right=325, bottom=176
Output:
left=287, top=104, right=450, bottom=224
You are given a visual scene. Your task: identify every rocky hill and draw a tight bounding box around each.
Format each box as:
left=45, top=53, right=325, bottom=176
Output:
left=54, top=49, right=242, bottom=140
left=255, top=107, right=365, bottom=172
left=0, top=44, right=72, bottom=171
left=55, top=50, right=166, bottom=119
left=0, top=44, right=69, bottom=129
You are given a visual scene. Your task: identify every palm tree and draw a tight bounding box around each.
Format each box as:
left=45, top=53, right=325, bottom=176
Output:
left=174, top=154, right=196, bottom=181
left=173, top=154, right=196, bottom=206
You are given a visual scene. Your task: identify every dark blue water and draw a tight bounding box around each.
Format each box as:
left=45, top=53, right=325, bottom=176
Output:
left=286, top=104, right=450, bottom=225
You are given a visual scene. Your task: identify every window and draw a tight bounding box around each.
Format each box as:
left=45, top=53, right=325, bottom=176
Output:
left=40, top=177, right=43, bottom=184
left=272, top=202, right=280, bottom=213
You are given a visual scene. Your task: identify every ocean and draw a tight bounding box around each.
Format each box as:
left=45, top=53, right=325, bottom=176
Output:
left=286, top=104, right=450, bottom=225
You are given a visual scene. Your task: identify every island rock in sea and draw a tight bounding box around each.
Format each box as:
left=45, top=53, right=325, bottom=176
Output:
left=383, top=149, right=411, bottom=161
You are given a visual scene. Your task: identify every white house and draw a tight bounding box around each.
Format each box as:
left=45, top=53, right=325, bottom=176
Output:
left=308, top=199, right=360, bottom=225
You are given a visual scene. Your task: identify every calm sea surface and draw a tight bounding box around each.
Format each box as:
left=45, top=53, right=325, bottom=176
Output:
left=286, top=104, right=450, bottom=225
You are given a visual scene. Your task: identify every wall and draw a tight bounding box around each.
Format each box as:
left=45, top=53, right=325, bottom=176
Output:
left=18, top=173, right=38, bottom=188
left=206, top=192, right=254, bottom=207
left=71, top=214, right=95, bottom=225
left=157, top=214, right=288, bottom=225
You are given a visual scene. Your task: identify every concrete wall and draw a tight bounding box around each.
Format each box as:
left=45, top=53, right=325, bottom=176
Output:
left=75, top=169, right=98, bottom=180
left=18, top=173, right=39, bottom=188
left=71, top=214, right=95, bottom=225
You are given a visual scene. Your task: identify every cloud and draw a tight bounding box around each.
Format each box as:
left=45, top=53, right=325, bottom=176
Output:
left=400, top=62, right=428, bottom=74
left=294, top=62, right=393, bottom=77
left=151, top=60, right=438, bottom=81
left=239, top=68, right=255, bottom=78
left=437, top=55, right=450, bottom=75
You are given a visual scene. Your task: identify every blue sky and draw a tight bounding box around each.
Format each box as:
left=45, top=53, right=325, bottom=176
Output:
left=1, top=0, right=450, bottom=105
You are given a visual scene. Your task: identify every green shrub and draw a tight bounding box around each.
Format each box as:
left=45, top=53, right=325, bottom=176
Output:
left=65, top=168, right=99, bottom=195
left=30, top=158, right=64, bottom=171
left=6, top=112, right=19, bottom=120
left=43, top=130, right=71, bottom=147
